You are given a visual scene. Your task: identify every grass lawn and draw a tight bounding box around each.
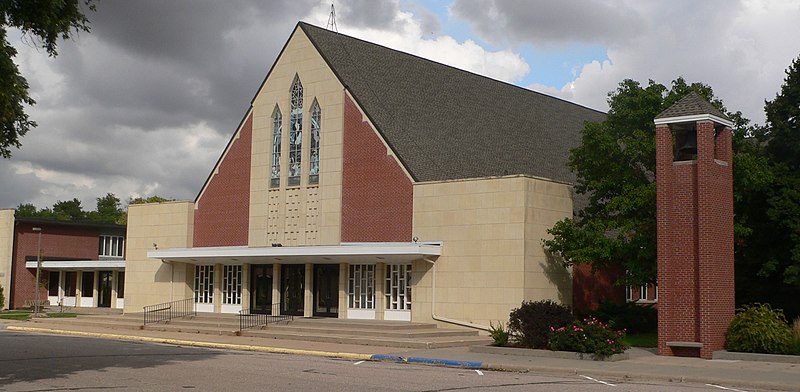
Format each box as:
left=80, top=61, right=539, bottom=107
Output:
left=0, top=310, right=31, bottom=320
left=0, top=310, right=78, bottom=320
left=623, top=332, right=657, bottom=348
left=47, top=312, right=78, bottom=318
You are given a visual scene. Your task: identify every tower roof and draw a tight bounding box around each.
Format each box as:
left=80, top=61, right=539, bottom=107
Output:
left=654, top=91, right=732, bottom=126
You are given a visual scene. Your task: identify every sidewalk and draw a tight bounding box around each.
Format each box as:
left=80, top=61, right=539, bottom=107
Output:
left=2, top=318, right=798, bottom=391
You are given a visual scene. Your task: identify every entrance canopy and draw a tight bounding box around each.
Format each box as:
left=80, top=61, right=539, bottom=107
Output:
left=25, top=260, right=126, bottom=271
left=148, top=242, right=442, bottom=265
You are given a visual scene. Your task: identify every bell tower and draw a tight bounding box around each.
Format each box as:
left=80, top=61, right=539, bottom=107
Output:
left=654, top=92, right=735, bottom=359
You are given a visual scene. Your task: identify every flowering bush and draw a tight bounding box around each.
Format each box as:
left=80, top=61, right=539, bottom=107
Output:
left=547, top=316, right=629, bottom=358
left=508, top=300, right=573, bottom=348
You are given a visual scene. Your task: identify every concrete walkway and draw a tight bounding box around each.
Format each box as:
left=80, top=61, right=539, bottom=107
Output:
left=2, top=317, right=798, bottom=391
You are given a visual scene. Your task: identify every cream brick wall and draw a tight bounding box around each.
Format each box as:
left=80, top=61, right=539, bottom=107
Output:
left=124, top=201, right=194, bottom=313
left=250, top=27, right=344, bottom=246
left=0, top=209, right=14, bottom=310
left=412, top=176, right=573, bottom=327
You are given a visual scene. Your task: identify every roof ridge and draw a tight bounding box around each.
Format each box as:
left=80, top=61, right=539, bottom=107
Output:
left=299, top=21, right=605, bottom=115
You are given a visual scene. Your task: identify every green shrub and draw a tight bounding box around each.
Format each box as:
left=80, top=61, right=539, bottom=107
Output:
left=583, top=301, right=657, bottom=334
left=726, top=303, right=793, bottom=354
left=790, top=317, right=800, bottom=355
left=508, top=300, right=573, bottom=349
left=0, top=283, right=4, bottom=309
left=488, top=321, right=509, bottom=346
left=548, top=316, right=629, bottom=358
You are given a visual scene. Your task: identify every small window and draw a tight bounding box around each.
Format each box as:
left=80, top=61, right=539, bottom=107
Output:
left=81, top=271, right=94, bottom=297
left=309, top=99, right=321, bottom=184
left=117, top=272, right=125, bottom=298
left=288, top=75, right=303, bottom=186
left=48, top=271, right=59, bottom=296
left=639, top=285, right=648, bottom=301
left=64, top=272, right=77, bottom=297
left=348, top=264, right=374, bottom=309
left=271, top=105, right=282, bottom=188
left=99, top=235, right=125, bottom=257
left=194, top=265, right=214, bottom=304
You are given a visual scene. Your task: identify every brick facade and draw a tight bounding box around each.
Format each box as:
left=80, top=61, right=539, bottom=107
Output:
left=571, top=264, right=624, bottom=312
left=341, top=95, right=413, bottom=242
left=11, top=221, right=118, bottom=308
left=656, top=120, right=735, bottom=358
left=193, top=114, right=253, bottom=247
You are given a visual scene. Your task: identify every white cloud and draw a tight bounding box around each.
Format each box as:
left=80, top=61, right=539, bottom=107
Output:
left=305, top=0, right=530, bottom=84
left=521, top=0, right=800, bottom=124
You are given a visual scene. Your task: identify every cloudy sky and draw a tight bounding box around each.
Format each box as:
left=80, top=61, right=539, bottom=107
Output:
left=3, top=0, right=799, bottom=211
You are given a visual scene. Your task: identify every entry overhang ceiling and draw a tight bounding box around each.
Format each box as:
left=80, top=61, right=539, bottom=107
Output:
left=148, top=242, right=442, bottom=265
left=25, top=260, right=126, bottom=270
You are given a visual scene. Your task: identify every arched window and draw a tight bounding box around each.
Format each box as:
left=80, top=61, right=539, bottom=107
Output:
left=270, top=105, right=282, bottom=188
left=309, top=99, right=320, bottom=184
left=288, top=75, right=303, bottom=186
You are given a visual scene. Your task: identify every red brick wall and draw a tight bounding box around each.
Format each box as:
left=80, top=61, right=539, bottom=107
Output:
left=572, top=264, right=624, bottom=312
left=656, top=121, right=734, bottom=359
left=341, top=95, right=413, bottom=242
left=194, top=114, right=253, bottom=247
left=11, top=222, right=106, bottom=309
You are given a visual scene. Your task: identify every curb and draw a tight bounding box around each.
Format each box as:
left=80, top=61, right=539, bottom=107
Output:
left=370, top=354, right=483, bottom=368
left=5, top=326, right=372, bottom=361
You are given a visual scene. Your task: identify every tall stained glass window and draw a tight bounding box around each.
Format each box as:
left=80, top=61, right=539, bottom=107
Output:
left=270, top=105, right=282, bottom=188
left=309, top=99, right=320, bottom=184
left=288, top=75, right=303, bottom=186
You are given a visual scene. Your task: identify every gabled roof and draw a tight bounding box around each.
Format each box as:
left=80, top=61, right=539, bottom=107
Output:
left=655, top=91, right=732, bottom=125
left=299, top=22, right=605, bottom=184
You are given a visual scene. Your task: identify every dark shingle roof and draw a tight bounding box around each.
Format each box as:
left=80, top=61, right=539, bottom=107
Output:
left=299, top=22, right=605, bottom=184
left=655, top=91, right=730, bottom=121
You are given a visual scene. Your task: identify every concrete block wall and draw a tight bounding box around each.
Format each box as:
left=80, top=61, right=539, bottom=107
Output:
left=0, top=210, right=14, bottom=309
left=412, top=175, right=573, bottom=327
left=124, top=201, right=194, bottom=312
left=249, top=27, right=345, bottom=247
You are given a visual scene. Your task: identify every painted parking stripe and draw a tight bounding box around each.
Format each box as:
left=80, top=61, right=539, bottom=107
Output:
left=353, top=360, right=365, bottom=365
left=706, top=384, right=747, bottom=392
left=580, top=375, right=616, bottom=387
left=475, top=369, right=484, bottom=376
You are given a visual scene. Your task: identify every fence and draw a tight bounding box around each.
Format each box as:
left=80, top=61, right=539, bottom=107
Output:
left=239, top=303, right=293, bottom=330
left=143, top=298, right=196, bottom=325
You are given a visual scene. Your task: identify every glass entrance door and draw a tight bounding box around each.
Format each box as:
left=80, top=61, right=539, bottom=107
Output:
left=98, top=271, right=112, bottom=308
left=250, top=264, right=273, bottom=314
left=281, top=264, right=305, bottom=316
left=313, top=264, right=339, bottom=317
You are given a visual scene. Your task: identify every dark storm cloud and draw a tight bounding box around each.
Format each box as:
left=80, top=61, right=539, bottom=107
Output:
left=451, top=0, right=643, bottom=47
left=4, top=0, right=318, bottom=208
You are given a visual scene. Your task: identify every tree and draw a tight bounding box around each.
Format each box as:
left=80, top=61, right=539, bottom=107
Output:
left=734, top=55, right=800, bottom=318
left=52, top=198, right=85, bottom=221
left=87, top=193, right=125, bottom=224
left=0, top=0, right=96, bottom=158
left=543, top=77, right=744, bottom=286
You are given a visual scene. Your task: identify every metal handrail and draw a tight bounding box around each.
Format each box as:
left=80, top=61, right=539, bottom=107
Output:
left=239, top=303, right=292, bottom=331
left=143, top=298, right=196, bottom=325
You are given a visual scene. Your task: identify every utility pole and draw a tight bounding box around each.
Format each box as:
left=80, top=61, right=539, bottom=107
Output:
left=32, top=227, right=42, bottom=317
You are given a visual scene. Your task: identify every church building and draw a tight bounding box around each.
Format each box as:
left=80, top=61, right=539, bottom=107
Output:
left=124, top=22, right=607, bottom=328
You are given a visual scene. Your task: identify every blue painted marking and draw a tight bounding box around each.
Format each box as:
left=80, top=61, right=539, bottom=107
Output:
left=370, top=354, right=482, bottom=368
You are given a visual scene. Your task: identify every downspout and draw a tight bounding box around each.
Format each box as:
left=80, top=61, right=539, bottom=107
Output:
left=424, top=256, right=489, bottom=331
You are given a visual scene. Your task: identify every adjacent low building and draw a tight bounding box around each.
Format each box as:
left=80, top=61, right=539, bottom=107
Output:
left=0, top=209, right=126, bottom=310
left=123, top=22, right=610, bottom=328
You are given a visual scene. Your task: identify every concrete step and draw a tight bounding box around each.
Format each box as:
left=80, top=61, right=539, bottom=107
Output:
left=263, top=324, right=478, bottom=338
left=26, top=313, right=491, bottom=349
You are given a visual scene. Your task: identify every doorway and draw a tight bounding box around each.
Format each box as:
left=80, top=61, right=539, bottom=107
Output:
left=98, top=271, right=113, bottom=308
left=250, top=264, right=273, bottom=314
left=313, top=264, right=339, bottom=317
left=281, top=264, right=304, bottom=316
